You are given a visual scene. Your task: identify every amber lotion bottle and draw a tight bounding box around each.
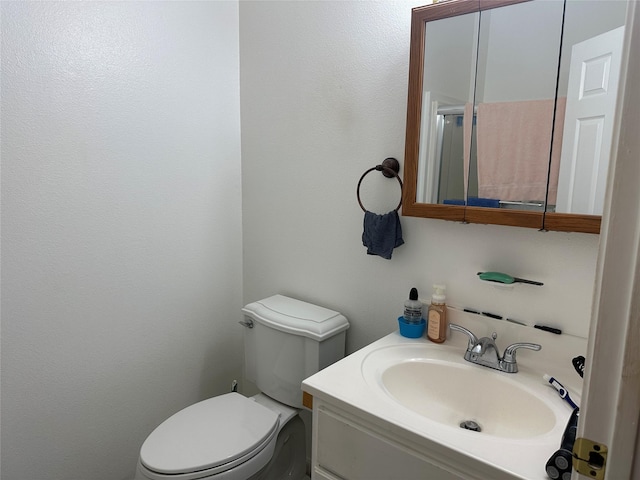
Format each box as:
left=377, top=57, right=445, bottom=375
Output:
left=427, top=284, right=447, bottom=343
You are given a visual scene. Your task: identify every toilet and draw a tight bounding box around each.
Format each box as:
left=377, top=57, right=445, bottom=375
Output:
left=135, top=295, right=349, bottom=480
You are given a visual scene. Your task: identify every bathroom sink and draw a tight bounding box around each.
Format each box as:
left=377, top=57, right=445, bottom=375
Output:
left=361, top=344, right=557, bottom=439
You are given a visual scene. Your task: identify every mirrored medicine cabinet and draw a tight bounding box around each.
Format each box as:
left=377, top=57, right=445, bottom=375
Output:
left=402, top=0, right=628, bottom=234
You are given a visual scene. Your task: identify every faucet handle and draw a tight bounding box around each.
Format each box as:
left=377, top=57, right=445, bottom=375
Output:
left=449, top=323, right=479, bottom=351
left=502, top=342, right=542, bottom=364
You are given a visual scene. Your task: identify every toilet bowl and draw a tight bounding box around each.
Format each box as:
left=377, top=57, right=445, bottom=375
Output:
left=135, top=393, right=305, bottom=480
left=134, top=295, right=349, bottom=480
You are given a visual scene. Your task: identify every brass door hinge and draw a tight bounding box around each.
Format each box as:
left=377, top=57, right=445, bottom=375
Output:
left=573, top=437, right=607, bottom=479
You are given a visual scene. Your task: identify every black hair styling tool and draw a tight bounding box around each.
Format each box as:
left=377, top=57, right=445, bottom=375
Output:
left=545, top=407, right=579, bottom=480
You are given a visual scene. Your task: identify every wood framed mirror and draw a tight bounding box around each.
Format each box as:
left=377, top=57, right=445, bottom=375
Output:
left=402, top=0, right=627, bottom=234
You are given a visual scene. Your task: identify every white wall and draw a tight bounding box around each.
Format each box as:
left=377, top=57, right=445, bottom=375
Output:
left=1, top=2, right=242, bottom=480
left=239, top=0, right=600, bottom=354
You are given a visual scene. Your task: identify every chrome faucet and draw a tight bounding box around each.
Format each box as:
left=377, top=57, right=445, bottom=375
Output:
left=449, top=323, right=541, bottom=373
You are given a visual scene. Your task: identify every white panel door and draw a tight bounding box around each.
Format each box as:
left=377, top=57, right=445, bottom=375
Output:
left=555, top=26, right=625, bottom=215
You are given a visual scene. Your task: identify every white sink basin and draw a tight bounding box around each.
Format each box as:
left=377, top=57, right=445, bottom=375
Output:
left=362, top=344, right=559, bottom=439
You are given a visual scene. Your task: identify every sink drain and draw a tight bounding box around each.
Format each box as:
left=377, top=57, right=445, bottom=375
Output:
left=460, top=420, right=482, bottom=432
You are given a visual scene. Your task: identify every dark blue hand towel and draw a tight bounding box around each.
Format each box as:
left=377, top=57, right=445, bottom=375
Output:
left=362, top=210, right=404, bottom=259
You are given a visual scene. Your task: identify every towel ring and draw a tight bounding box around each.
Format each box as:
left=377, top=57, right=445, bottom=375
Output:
left=357, top=158, right=403, bottom=212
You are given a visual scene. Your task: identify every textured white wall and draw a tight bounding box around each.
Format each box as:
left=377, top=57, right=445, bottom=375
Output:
left=1, top=2, right=242, bottom=480
left=239, top=0, right=600, bottom=353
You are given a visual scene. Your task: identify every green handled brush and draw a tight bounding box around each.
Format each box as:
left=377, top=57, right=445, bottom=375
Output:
left=477, top=271, right=543, bottom=286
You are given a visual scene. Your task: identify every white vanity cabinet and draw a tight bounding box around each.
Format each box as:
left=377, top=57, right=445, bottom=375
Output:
left=302, top=321, right=586, bottom=480
left=311, top=398, right=465, bottom=480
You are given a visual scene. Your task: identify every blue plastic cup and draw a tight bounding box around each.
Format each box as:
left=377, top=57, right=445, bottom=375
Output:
left=398, top=316, right=426, bottom=338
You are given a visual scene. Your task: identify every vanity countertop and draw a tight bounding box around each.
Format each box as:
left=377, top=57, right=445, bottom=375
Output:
left=302, top=308, right=586, bottom=480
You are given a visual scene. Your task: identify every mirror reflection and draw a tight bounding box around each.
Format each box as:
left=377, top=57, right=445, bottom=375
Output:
left=416, top=0, right=627, bottom=218
left=469, top=0, right=563, bottom=213
left=416, top=12, right=479, bottom=204
left=551, top=0, right=627, bottom=215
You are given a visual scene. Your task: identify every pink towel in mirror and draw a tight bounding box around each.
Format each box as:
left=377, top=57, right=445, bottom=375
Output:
left=476, top=98, right=566, bottom=204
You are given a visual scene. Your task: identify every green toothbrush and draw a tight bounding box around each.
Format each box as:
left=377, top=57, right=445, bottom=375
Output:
left=477, top=271, right=543, bottom=286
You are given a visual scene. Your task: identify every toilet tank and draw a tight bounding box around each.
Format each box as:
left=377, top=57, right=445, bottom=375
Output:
left=241, top=295, right=349, bottom=408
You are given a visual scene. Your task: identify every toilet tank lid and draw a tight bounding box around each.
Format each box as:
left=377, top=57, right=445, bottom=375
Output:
left=242, top=295, right=349, bottom=341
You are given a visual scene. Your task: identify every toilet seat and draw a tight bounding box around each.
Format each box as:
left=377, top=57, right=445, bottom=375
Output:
left=139, top=393, right=279, bottom=477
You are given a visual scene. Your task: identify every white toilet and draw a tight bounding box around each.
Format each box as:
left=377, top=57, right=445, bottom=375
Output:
left=135, top=295, right=349, bottom=480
